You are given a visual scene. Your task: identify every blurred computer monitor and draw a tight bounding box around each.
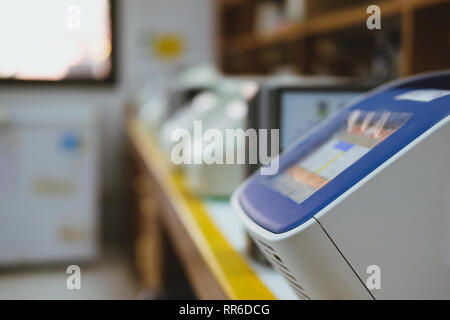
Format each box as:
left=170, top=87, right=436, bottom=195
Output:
left=278, top=88, right=367, bottom=150
left=246, top=80, right=371, bottom=176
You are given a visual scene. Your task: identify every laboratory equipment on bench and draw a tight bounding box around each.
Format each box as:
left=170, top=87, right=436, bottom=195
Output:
left=232, top=71, right=450, bottom=299
left=162, top=78, right=258, bottom=197
left=0, top=105, right=99, bottom=266
left=138, top=64, right=221, bottom=133
left=167, top=64, right=222, bottom=118
left=244, top=75, right=371, bottom=263
left=183, top=94, right=251, bottom=197
left=246, top=75, right=372, bottom=176
left=159, top=90, right=221, bottom=158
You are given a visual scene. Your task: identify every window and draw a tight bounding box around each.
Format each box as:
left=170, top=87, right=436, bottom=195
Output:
left=0, top=0, right=115, bottom=83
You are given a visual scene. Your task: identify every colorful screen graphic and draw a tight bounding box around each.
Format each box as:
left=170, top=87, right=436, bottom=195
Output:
left=268, top=110, right=411, bottom=204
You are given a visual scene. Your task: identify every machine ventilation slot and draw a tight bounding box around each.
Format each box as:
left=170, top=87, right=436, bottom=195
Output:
left=284, top=277, right=310, bottom=300
left=277, top=268, right=299, bottom=283
left=285, top=278, right=304, bottom=292
left=261, top=249, right=290, bottom=270
left=272, top=254, right=283, bottom=263
left=292, top=287, right=311, bottom=300
left=272, top=260, right=290, bottom=273
left=257, top=240, right=275, bottom=252
left=257, top=239, right=311, bottom=300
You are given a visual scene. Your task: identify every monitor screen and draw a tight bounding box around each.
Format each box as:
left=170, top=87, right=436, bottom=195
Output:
left=0, top=0, right=114, bottom=83
left=266, top=110, right=411, bottom=204
left=280, top=91, right=362, bottom=150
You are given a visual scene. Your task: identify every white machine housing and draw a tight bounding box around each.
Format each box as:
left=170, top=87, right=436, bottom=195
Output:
left=232, top=72, right=450, bottom=299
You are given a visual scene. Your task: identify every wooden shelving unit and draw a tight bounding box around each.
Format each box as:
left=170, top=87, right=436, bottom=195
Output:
left=217, top=0, right=450, bottom=77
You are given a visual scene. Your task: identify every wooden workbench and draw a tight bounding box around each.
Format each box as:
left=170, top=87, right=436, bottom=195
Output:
left=126, top=116, right=296, bottom=300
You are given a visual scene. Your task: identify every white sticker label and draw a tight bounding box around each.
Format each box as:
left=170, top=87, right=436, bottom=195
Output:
left=395, top=89, right=450, bottom=102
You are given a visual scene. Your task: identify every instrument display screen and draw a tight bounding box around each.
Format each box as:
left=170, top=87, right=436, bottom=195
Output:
left=266, top=110, right=411, bottom=204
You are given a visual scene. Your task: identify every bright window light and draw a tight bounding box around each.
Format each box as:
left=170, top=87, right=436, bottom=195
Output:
left=0, top=0, right=113, bottom=81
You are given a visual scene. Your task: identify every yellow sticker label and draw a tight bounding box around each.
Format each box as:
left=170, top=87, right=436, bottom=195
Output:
left=152, top=33, right=185, bottom=61
left=33, top=179, right=75, bottom=196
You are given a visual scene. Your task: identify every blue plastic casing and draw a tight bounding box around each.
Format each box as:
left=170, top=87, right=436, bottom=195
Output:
left=238, top=72, right=450, bottom=234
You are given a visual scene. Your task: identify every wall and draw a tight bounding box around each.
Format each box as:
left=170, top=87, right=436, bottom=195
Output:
left=0, top=0, right=215, bottom=246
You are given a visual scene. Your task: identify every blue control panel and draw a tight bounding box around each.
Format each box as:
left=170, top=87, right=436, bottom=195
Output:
left=238, top=72, right=450, bottom=234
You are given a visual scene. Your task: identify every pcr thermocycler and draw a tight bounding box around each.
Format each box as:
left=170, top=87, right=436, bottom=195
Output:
left=232, top=71, right=450, bottom=299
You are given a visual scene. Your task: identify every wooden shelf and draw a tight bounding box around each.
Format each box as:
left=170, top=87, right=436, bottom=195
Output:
left=225, top=23, right=307, bottom=55
left=219, top=0, right=246, bottom=7
left=223, top=0, right=449, bottom=55
left=305, top=0, right=402, bottom=36
left=126, top=116, right=296, bottom=299
left=220, top=0, right=450, bottom=77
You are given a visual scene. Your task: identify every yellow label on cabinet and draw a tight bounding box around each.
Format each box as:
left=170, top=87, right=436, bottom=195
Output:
left=152, top=33, right=185, bottom=61
left=33, top=179, right=75, bottom=196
